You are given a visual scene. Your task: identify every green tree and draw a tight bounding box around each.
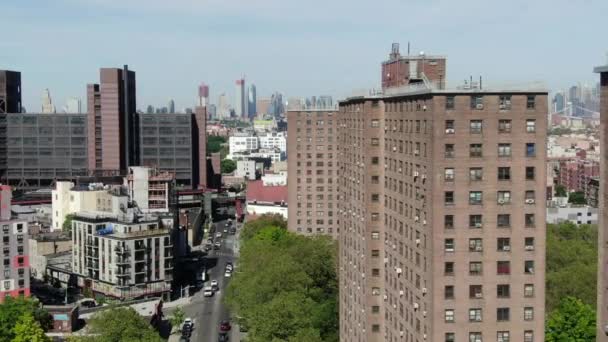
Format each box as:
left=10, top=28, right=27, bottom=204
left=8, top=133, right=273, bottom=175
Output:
left=568, top=191, right=587, bottom=205
left=11, top=313, right=50, bottom=342
left=78, top=307, right=163, bottom=342
left=0, top=297, right=52, bottom=341
left=207, top=136, right=226, bottom=153
left=546, top=297, right=595, bottom=341
left=225, top=216, right=338, bottom=342
left=546, top=223, right=597, bottom=311
left=555, top=184, right=567, bottom=197
left=220, top=159, right=237, bottom=174
left=62, top=214, right=75, bottom=233
left=169, top=307, right=185, bottom=331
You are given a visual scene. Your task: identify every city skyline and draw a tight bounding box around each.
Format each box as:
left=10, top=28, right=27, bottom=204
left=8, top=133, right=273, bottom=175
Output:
left=2, top=0, right=606, bottom=111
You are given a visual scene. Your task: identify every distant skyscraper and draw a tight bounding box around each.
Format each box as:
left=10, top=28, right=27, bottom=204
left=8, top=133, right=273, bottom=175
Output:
left=41, top=89, right=56, bottom=113
left=235, top=78, right=246, bottom=118
left=146, top=105, right=154, bottom=114
left=553, top=92, right=565, bottom=113
left=248, top=84, right=257, bottom=119
left=198, top=83, right=209, bottom=106
left=256, top=97, right=271, bottom=116
left=218, top=93, right=229, bottom=119
left=64, top=97, right=81, bottom=113
left=268, top=92, right=284, bottom=118
left=168, top=99, right=175, bottom=113
left=208, top=104, right=217, bottom=119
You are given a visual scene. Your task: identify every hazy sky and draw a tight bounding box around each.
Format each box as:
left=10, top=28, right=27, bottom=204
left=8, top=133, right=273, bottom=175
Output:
left=2, top=0, right=606, bottom=112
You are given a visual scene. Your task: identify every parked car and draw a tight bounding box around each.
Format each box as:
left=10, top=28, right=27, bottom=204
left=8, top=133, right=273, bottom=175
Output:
left=218, top=333, right=229, bottom=342
left=214, top=242, right=221, bottom=250
left=210, top=280, right=219, bottom=291
left=225, top=262, right=233, bottom=271
left=203, top=286, right=214, bottom=297
left=219, top=320, right=231, bottom=332
left=215, top=232, right=222, bottom=238
left=224, top=271, right=232, bottom=278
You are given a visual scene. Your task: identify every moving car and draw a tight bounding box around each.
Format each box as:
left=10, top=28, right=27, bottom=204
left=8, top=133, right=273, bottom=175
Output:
left=210, top=280, right=219, bottom=291
left=219, top=320, right=231, bottom=332
left=182, top=318, right=194, bottom=335
left=225, top=262, right=233, bottom=271
left=203, top=286, right=214, bottom=297
left=224, top=270, right=232, bottom=278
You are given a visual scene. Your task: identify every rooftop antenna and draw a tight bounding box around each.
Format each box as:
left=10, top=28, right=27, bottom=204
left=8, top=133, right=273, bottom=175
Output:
left=407, top=42, right=410, bottom=56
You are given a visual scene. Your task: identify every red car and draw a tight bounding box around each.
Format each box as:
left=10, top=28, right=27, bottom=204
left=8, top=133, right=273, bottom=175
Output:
left=220, top=320, right=231, bottom=332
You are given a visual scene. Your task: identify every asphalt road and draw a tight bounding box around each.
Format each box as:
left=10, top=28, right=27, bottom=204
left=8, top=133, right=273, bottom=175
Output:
left=168, top=219, right=241, bottom=342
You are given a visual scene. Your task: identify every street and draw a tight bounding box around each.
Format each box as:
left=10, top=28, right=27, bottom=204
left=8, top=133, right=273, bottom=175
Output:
left=166, top=219, right=242, bottom=342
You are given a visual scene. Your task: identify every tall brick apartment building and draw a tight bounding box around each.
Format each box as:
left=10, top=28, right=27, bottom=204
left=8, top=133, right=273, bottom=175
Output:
left=287, top=45, right=547, bottom=341
left=595, top=63, right=608, bottom=340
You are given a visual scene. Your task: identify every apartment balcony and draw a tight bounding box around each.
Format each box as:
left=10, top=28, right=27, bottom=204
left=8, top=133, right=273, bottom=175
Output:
left=115, top=257, right=131, bottom=265
left=114, top=246, right=131, bottom=255
left=86, top=250, right=99, bottom=258
left=115, top=268, right=130, bottom=277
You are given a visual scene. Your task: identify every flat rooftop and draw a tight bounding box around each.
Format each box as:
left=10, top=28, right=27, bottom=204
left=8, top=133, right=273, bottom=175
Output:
left=594, top=65, right=608, bottom=73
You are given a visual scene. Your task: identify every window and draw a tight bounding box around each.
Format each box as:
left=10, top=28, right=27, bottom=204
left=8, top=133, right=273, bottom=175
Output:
left=526, top=95, right=536, bottom=109
left=371, top=156, right=379, bottom=165
left=470, top=144, right=483, bottom=157
left=445, top=168, right=455, bottom=181
left=469, top=215, right=483, bottom=228
left=371, top=119, right=379, bottom=128
left=498, top=119, right=512, bottom=133
left=471, top=95, right=484, bottom=109
left=470, top=120, right=483, bottom=134
left=2, top=225, right=8, bottom=234
left=497, top=331, right=510, bottom=342
left=497, top=284, right=510, bottom=298
left=525, top=214, right=535, bottom=227
left=526, top=119, right=536, bottom=133
left=524, top=284, right=535, bottom=297
left=371, top=175, right=379, bottom=184
left=499, top=95, right=512, bottom=109
left=525, top=260, right=534, bottom=274
left=497, top=261, right=510, bottom=275
left=498, top=143, right=511, bottom=157
left=445, top=144, right=455, bottom=158
left=470, top=262, right=482, bottom=275
left=497, top=191, right=511, bottom=204
left=469, top=238, right=483, bottom=252
left=445, top=239, right=455, bottom=252
left=469, top=332, right=482, bottom=342
left=525, top=167, right=535, bottom=180
left=371, top=231, right=380, bottom=240
left=371, top=194, right=380, bottom=202
left=497, top=214, right=510, bottom=228
left=524, top=307, right=534, bottom=321
left=497, top=167, right=511, bottom=180
left=445, top=309, right=455, bottom=323
left=469, top=308, right=482, bottom=322
left=497, top=238, right=511, bottom=252
left=446, top=96, right=455, bottom=110
left=469, top=285, right=483, bottom=298
left=372, top=268, right=380, bottom=277
left=371, top=249, right=380, bottom=257
left=470, top=167, right=483, bottom=181
left=371, top=138, right=379, bottom=146
left=524, top=331, right=534, bottom=342
left=445, top=191, right=455, bottom=205
left=445, top=120, right=455, bottom=134
left=445, top=285, right=455, bottom=299
left=525, top=191, right=535, bottom=203
left=526, top=143, right=536, bottom=157
left=445, top=262, right=455, bottom=275
left=469, top=191, right=483, bottom=205
left=371, top=324, right=380, bottom=332
left=371, top=287, right=380, bottom=296
left=445, top=215, right=454, bottom=229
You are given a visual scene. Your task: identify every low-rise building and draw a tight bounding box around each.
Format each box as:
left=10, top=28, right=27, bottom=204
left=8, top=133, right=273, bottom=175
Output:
left=229, top=134, right=259, bottom=155
left=547, top=204, right=598, bottom=225
left=126, top=167, right=173, bottom=213
left=235, top=160, right=257, bottom=180
left=28, top=232, right=72, bottom=280
left=0, top=185, right=30, bottom=301
left=71, top=210, right=173, bottom=300
left=245, top=180, right=287, bottom=219
left=261, top=172, right=287, bottom=186
left=258, top=132, right=286, bottom=152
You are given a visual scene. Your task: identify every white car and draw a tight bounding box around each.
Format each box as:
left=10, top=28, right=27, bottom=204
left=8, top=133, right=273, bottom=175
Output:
left=183, top=317, right=193, bottom=329
left=215, top=232, right=222, bottom=238
left=210, top=280, right=219, bottom=290
left=203, top=286, right=214, bottom=297
left=224, top=271, right=232, bottom=278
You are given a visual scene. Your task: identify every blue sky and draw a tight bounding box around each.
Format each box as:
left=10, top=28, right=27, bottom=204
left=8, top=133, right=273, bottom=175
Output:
left=1, top=0, right=606, bottom=111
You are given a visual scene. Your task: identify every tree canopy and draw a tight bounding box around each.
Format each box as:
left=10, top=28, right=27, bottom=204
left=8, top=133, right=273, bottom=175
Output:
left=0, top=297, right=52, bottom=341
left=11, top=313, right=50, bottom=342
left=555, top=184, right=567, bottom=197
left=225, top=216, right=338, bottom=342
left=546, top=222, right=597, bottom=312
left=220, top=159, right=237, bottom=174
left=75, top=307, right=163, bottom=342
left=546, top=297, right=596, bottom=341
left=207, top=136, right=226, bottom=154
left=62, top=214, right=75, bottom=233
left=568, top=191, right=587, bottom=205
